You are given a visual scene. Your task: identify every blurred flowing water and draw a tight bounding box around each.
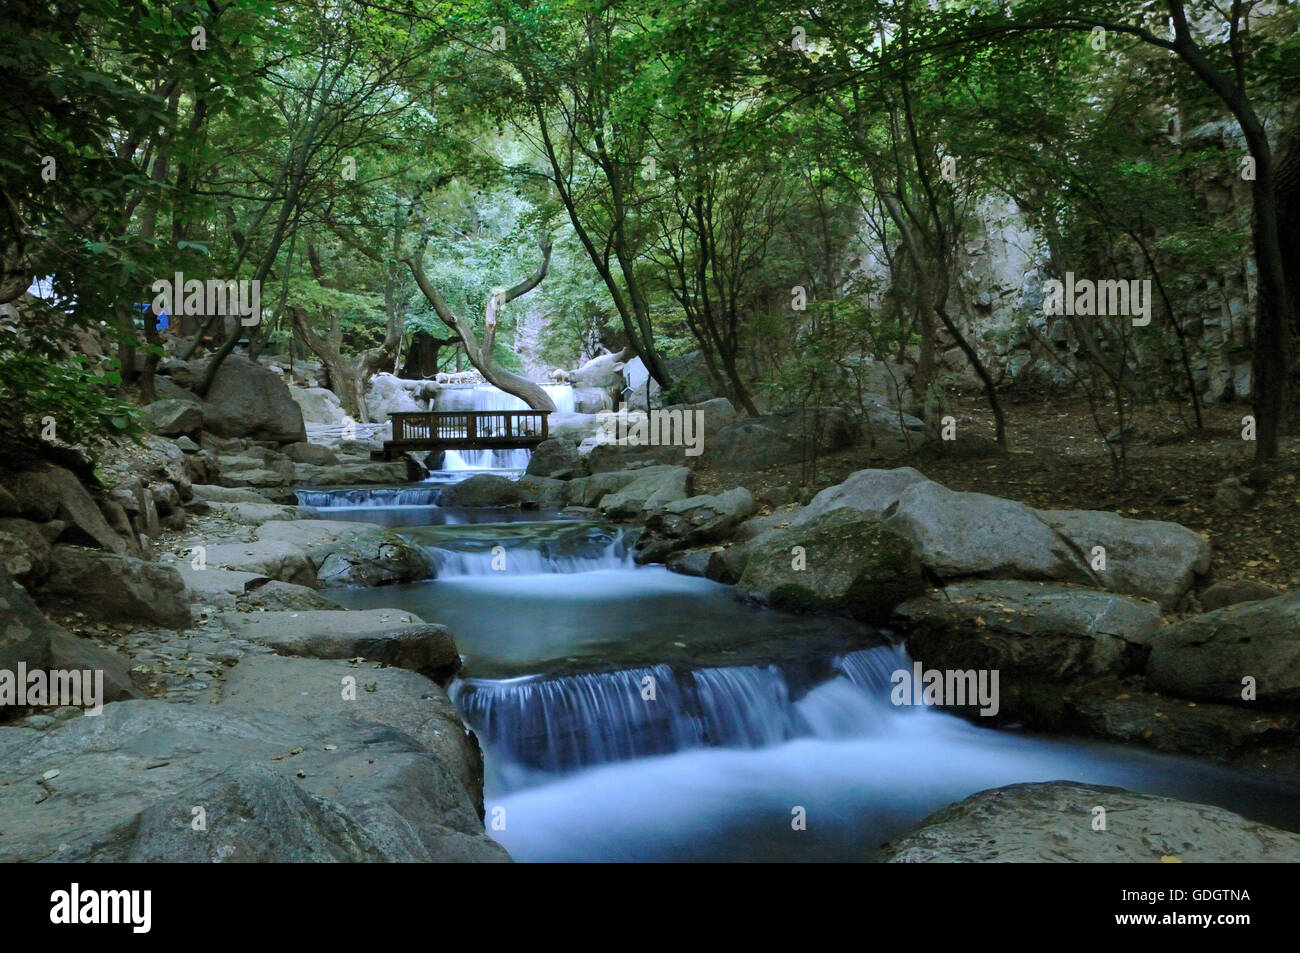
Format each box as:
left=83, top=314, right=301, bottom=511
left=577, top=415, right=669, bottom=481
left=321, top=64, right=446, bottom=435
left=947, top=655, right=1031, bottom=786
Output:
left=317, top=495, right=1300, bottom=861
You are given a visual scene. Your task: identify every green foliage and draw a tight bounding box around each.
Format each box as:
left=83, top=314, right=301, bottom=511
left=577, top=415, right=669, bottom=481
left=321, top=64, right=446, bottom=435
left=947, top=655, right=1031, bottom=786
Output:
left=0, top=352, right=140, bottom=443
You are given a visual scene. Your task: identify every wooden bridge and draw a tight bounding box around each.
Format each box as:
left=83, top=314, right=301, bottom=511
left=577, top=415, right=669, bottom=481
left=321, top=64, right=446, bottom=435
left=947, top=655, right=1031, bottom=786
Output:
left=373, top=410, right=550, bottom=461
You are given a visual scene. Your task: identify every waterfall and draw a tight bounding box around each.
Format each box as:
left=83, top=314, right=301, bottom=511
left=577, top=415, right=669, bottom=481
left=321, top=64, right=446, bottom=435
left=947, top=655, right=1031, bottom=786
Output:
left=295, top=486, right=441, bottom=508
left=450, top=643, right=914, bottom=784
left=428, top=539, right=634, bottom=577
left=430, top=384, right=575, bottom=472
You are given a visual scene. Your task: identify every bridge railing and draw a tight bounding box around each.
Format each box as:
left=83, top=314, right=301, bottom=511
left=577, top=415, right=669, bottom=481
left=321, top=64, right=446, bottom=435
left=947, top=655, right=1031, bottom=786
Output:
left=390, top=410, right=550, bottom=443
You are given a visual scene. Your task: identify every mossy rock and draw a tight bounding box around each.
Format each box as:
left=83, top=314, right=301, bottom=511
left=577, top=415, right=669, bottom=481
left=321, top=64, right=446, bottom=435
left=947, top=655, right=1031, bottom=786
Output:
left=737, top=508, right=923, bottom=622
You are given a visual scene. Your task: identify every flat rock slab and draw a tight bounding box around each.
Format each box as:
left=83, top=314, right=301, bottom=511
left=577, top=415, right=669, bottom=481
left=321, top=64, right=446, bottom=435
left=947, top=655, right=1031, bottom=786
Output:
left=255, top=520, right=432, bottom=587
left=217, top=609, right=458, bottom=676
left=201, top=540, right=317, bottom=588
left=214, top=653, right=482, bottom=806
left=204, top=502, right=321, bottom=526
left=884, top=781, right=1300, bottom=862
left=0, top=700, right=506, bottom=862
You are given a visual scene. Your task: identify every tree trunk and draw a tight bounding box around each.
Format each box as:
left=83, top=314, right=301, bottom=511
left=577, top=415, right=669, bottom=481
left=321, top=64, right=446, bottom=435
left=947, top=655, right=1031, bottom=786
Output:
left=404, top=235, right=558, bottom=412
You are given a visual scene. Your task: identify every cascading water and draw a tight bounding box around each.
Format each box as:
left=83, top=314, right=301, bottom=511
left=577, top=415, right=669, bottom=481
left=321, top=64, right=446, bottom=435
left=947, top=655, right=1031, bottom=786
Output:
left=318, top=505, right=1300, bottom=862
left=430, top=383, right=576, bottom=472
left=450, top=644, right=910, bottom=783
left=295, top=486, right=442, bottom=508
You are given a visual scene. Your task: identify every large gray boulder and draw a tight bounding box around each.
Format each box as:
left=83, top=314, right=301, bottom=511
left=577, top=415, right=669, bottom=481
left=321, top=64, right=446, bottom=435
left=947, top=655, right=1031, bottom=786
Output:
left=789, top=467, right=931, bottom=527
left=201, top=354, right=307, bottom=443
left=598, top=466, right=692, bottom=520
left=216, top=609, right=458, bottom=677
left=882, top=481, right=1088, bottom=583
left=894, top=580, right=1164, bottom=684
left=364, top=373, right=423, bottom=423
left=38, top=546, right=190, bottom=628
left=636, top=487, right=757, bottom=561
left=289, top=386, right=347, bottom=426
left=440, top=474, right=526, bottom=507
left=706, top=408, right=860, bottom=470
left=254, top=520, right=432, bottom=587
left=0, top=701, right=508, bottom=862
left=737, top=509, right=924, bottom=621
left=144, top=398, right=203, bottom=437
left=1037, top=509, right=1210, bottom=609
left=10, top=466, right=126, bottom=554
left=884, top=781, right=1300, bottom=863
left=525, top=439, right=589, bottom=479
left=1147, top=592, right=1300, bottom=704
left=562, top=471, right=639, bottom=508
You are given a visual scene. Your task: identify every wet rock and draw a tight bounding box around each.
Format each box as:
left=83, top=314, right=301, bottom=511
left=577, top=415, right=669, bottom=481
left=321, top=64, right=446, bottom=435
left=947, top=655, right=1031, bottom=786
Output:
left=440, top=474, right=526, bottom=507
left=883, top=781, right=1300, bottom=862
left=255, top=520, right=432, bottom=588
left=525, top=439, right=589, bottom=479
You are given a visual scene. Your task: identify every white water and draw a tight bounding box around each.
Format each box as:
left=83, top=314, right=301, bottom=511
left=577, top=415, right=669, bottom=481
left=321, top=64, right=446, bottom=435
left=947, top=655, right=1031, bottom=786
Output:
left=432, top=383, right=575, bottom=472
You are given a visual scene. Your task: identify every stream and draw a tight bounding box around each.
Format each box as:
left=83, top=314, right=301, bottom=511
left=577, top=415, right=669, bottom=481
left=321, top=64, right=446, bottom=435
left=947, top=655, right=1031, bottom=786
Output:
left=302, top=476, right=1299, bottom=862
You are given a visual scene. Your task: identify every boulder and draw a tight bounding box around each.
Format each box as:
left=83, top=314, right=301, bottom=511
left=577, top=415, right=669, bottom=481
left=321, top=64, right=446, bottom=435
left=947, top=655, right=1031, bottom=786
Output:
left=0, top=570, right=55, bottom=676
left=1200, top=578, right=1279, bottom=611
left=893, top=580, right=1164, bottom=685
left=364, top=373, right=423, bottom=423
left=598, top=466, right=692, bottom=520
left=665, top=548, right=713, bottom=578
left=563, top=471, right=638, bottom=508
left=0, top=701, right=507, bottom=862
left=515, top=475, right=566, bottom=507
left=706, top=408, right=860, bottom=470
left=0, top=517, right=53, bottom=582
left=255, top=520, right=432, bottom=587
left=571, top=350, right=627, bottom=391
left=440, top=474, right=526, bottom=508
left=0, top=486, right=21, bottom=517
left=789, top=467, right=932, bottom=527
left=237, top=580, right=341, bottom=610
left=525, top=439, right=589, bottom=479
left=215, top=653, right=481, bottom=804
left=289, top=386, right=347, bottom=426
left=282, top=442, right=339, bottom=466
left=200, top=354, right=307, bottom=443
left=191, top=483, right=272, bottom=504
left=217, top=609, right=458, bottom=677
left=38, top=546, right=190, bottom=628
left=175, top=566, right=272, bottom=608
left=636, top=488, right=756, bottom=561
left=201, top=540, right=317, bottom=588
left=11, top=466, right=125, bottom=554
left=144, top=398, right=203, bottom=437
left=1146, top=592, right=1300, bottom=705
left=882, top=481, right=1087, bottom=583
left=737, top=509, right=924, bottom=621
left=884, top=781, right=1300, bottom=863
left=48, top=630, right=142, bottom=703
left=1036, top=509, right=1210, bottom=609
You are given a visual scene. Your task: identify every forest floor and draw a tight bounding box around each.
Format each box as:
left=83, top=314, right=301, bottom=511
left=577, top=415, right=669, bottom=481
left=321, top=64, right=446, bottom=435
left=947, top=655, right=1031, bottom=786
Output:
left=696, top=394, right=1300, bottom=602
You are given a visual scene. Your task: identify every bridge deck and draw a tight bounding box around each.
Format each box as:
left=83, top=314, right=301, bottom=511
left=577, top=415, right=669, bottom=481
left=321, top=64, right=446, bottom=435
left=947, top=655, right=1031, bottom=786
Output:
left=373, top=410, right=549, bottom=461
